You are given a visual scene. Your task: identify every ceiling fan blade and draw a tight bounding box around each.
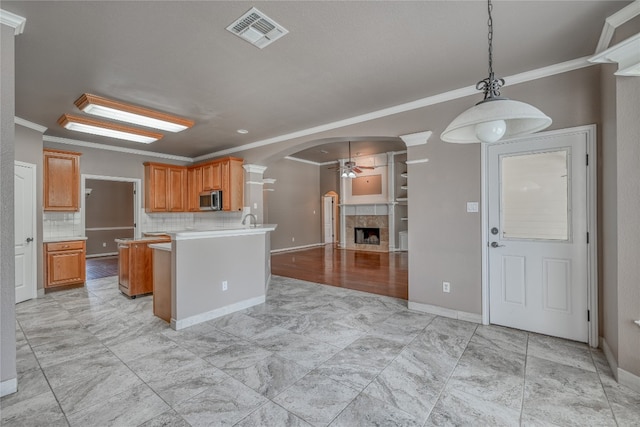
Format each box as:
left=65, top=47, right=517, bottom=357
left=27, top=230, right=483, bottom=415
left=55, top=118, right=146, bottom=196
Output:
left=353, top=167, right=362, bottom=173
left=356, top=165, right=376, bottom=169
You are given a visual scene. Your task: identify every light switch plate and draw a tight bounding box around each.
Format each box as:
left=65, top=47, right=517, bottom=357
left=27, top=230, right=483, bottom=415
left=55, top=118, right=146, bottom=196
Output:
left=467, top=202, right=479, bottom=213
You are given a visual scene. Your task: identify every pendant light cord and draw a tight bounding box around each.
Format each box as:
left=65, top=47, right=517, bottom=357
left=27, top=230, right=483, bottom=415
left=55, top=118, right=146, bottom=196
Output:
left=476, top=0, right=505, bottom=103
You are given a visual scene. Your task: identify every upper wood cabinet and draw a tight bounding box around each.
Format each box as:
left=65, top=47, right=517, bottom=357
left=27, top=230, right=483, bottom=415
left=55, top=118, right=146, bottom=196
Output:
left=220, top=157, right=244, bottom=212
left=202, top=162, right=221, bottom=191
left=43, top=149, right=81, bottom=211
left=148, top=157, right=243, bottom=213
left=187, top=166, right=203, bottom=212
left=144, top=162, right=186, bottom=212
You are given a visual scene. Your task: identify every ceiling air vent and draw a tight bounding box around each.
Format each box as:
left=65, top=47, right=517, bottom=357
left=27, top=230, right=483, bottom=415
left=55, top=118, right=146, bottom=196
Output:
left=226, top=7, right=289, bottom=49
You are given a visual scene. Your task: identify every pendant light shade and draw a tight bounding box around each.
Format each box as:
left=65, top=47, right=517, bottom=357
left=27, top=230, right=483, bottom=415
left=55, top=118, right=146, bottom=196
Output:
left=441, top=99, right=552, bottom=143
left=441, top=0, right=551, bottom=144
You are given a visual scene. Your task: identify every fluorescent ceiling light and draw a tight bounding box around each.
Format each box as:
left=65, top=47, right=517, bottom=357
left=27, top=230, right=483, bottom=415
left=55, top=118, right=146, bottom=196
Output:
left=74, top=94, right=194, bottom=132
left=58, top=114, right=163, bottom=144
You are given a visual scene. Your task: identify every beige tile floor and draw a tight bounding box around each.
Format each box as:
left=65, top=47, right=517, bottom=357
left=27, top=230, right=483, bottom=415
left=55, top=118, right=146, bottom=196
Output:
left=1, top=275, right=639, bottom=426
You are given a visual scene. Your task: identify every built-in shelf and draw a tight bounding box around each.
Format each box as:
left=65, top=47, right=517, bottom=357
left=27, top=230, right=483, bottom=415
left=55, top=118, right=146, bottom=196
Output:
left=400, top=185, right=408, bottom=190
left=400, top=172, right=408, bottom=178
left=396, top=197, right=408, bottom=203
left=401, top=217, right=408, bottom=221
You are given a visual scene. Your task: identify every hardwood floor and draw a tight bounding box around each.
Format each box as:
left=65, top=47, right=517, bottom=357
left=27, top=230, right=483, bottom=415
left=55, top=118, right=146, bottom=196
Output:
left=271, top=245, right=408, bottom=299
left=85, top=256, right=119, bottom=280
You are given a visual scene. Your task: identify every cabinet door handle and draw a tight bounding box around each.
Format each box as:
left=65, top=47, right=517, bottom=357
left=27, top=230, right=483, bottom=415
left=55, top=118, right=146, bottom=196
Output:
left=63, top=245, right=69, bottom=248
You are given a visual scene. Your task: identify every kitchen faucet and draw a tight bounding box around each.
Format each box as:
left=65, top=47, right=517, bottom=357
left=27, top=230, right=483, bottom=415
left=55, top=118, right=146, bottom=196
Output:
left=242, top=213, right=258, bottom=228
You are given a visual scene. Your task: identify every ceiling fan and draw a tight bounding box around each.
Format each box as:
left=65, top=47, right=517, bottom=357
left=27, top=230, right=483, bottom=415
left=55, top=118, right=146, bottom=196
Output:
left=330, top=141, right=376, bottom=178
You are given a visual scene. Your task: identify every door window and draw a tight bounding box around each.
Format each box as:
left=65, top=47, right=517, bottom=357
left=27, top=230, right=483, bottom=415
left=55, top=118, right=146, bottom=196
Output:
left=500, top=149, right=569, bottom=241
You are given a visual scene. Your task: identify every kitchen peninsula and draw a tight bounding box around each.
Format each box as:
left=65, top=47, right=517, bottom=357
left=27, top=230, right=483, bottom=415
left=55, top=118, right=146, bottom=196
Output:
left=150, top=224, right=276, bottom=330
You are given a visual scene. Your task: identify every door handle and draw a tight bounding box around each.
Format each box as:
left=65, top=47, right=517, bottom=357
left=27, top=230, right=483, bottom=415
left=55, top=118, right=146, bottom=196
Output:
left=490, top=241, right=505, bottom=248
left=26, top=237, right=34, bottom=243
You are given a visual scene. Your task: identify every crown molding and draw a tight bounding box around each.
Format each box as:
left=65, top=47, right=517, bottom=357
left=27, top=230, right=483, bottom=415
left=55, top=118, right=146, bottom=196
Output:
left=400, top=131, right=432, bottom=147
left=43, top=135, right=192, bottom=162
left=242, top=164, right=268, bottom=174
left=284, top=156, right=323, bottom=166
left=0, top=9, right=26, bottom=35
left=595, top=0, right=640, bottom=54
left=198, top=57, right=596, bottom=160
left=590, top=32, right=640, bottom=76
left=15, top=117, right=47, bottom=133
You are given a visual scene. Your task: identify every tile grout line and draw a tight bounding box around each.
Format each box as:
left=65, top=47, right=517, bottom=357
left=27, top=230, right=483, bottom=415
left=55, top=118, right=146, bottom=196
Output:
left=518, top=332, right=530, bottom=426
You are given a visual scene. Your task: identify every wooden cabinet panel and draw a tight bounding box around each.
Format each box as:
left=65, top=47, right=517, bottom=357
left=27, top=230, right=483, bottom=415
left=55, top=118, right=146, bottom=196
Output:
left=44, top=149, right=81, bottom=211
left=118, top=237, right=169, bottom=298
left=202, top=162, right=221, bottom=191
left=44, top=240, right=86, bottom=289
left=168, top=167, right=186, bottom=212
left=187, top=167, right=203, bottom=212
left=220, top=158, right=244, bottom=212
left=144, top=163, right=186, bottom=212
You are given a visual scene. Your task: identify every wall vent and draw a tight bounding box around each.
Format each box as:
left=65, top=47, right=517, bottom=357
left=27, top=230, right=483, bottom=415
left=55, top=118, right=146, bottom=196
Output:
left=226, top=7, right=288, bottom=49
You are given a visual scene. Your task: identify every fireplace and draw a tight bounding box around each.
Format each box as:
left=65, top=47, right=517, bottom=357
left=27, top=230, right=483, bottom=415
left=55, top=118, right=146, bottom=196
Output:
left=355, top=227, right=380, bottom=245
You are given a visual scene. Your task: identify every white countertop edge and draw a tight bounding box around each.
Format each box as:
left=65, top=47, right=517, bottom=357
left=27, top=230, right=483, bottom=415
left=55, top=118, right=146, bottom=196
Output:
left=172, top=224, right=277, bottom=241
left=43, top=236, right=88, bottom=243
left=149, top=242, right=172, bottom=251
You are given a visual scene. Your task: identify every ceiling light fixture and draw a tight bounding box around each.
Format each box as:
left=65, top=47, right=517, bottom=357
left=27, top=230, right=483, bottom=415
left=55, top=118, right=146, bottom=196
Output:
left=74, top=94, right=194, bottom=132
left=58, top=114, right=163, bottom=144
left=440, top=0, right=551, bottom=144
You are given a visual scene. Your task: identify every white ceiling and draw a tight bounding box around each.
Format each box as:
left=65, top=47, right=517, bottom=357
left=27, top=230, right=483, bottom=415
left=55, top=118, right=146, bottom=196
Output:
left=3, top=1, right=632, bottom=163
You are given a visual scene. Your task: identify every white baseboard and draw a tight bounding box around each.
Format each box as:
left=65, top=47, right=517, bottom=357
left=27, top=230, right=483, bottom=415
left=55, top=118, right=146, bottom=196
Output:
left=408, top=301, right=482, bottom=324
left=0, top=378, right=17, bottom=397
left=600, top=336, right=618, bottom=380
left=86, top=252, right=118, bottom=259
left=618, top=367, right=640, bottom=393
left=37, top=288, right=45, bottom=298
left=171, top=295, right=265, bottom=330
left=270, top=243, right=324, bottom=254
left=599, top=336, right=640, bottom=392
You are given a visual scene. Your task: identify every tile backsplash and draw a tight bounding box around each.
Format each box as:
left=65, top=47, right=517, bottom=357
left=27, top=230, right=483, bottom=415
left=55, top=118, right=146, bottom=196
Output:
left=44, top=210, right=246, bottom=239
left=43, top=212, right=83, bottom=239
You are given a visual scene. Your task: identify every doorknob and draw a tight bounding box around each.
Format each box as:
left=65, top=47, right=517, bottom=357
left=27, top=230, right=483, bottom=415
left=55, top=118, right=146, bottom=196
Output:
left=490, top=241, right=504, bottom=248
left=26, top=237, right=34, bottom=243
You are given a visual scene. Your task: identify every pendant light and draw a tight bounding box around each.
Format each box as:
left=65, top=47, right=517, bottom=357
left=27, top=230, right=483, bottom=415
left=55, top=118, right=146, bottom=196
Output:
left=441, top=0, right=551, bottom=144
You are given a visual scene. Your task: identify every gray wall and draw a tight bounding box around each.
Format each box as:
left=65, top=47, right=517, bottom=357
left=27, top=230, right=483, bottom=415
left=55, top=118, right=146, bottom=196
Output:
left=320, top=163, right=339, bottom=196
left=1, top=23, right=17, bottom=391
left=85, top=179, right=134, bottom=256
left=264, top=158, right=322, bottom=251
left=615, top=75, right=640, bottom=377
left=15, top=125, right=45, bottom=292
left=600, top=63, right=618, bottom=360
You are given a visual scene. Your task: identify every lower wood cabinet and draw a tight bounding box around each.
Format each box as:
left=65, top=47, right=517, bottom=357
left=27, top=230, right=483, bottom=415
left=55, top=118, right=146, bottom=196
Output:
left=118, top=237, right=170, bottom=298
left=44, top=240, right=86, bottom=289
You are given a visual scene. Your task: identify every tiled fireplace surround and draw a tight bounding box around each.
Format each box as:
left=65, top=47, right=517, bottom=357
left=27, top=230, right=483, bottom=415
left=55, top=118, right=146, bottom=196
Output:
left=345, top=215, right=389, bottom=253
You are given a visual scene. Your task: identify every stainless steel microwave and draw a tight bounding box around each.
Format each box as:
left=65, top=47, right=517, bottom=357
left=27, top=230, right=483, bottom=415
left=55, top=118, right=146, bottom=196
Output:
left=199, top=190, right=222, bottom=211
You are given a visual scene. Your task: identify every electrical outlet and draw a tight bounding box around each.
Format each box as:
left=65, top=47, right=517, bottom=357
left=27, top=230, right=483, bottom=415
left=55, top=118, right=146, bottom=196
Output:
left=222, top=281, right=228, bottom=291
left=102, top=242, right=106, bottom=247
left=443, top=281, right=451, bottom=293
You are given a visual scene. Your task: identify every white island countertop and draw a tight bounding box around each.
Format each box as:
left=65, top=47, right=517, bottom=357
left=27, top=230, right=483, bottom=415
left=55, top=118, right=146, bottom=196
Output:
left=167, top=224, right=277, bottom=241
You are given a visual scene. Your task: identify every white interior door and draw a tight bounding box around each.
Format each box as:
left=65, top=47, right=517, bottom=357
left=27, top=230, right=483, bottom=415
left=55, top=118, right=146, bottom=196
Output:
left=488, top=132, right=589, bottom=342
left=15, top=162, right=37, bottom=303
left=323, top=196, right=334, bottom=244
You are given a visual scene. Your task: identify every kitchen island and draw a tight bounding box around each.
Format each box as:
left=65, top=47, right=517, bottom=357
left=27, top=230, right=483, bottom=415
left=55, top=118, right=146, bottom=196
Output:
left=150, top=225, right=276, bottom=330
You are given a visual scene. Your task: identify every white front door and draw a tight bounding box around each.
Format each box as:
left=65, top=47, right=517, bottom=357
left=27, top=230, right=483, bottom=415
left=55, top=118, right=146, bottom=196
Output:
left=323, top=196, right=334, bottom=244
left=488, top=131, right=589, bottom=342
left=15, top=162, right=37, bottom=303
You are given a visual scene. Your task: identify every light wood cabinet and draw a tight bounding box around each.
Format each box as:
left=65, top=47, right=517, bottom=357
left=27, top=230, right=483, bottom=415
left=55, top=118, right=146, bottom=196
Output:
left=187, top=166, right=203, bottom=212
left=144, top=162, right=186, bottom=212
left=118, top=237, right=170, bottom=298
left=202, top=162, right=221, bottom=191
left=220, top=157, right=244, bottom=212
left=44, top=240, right=86, bottom=289
left=147, top=157, right=243, bottom=212
left=43, top=149, right=81, bottom=211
